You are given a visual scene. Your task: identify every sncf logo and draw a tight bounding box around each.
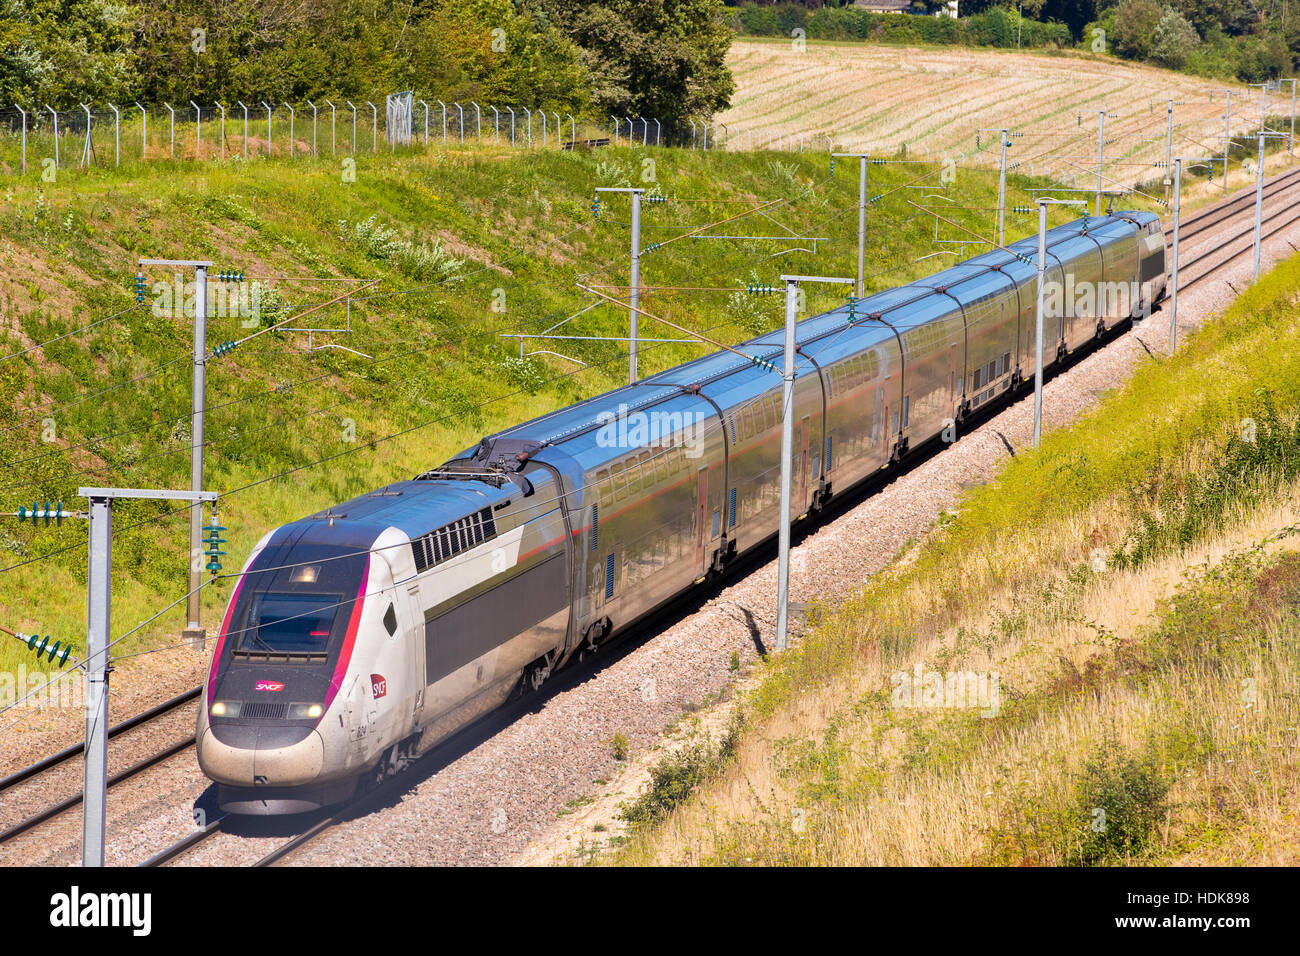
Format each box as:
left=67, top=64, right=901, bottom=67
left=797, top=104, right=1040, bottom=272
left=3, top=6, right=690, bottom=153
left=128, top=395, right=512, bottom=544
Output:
left=255, top=680, right=285, bottom=692
left=371, top=674, right=387, bottom=699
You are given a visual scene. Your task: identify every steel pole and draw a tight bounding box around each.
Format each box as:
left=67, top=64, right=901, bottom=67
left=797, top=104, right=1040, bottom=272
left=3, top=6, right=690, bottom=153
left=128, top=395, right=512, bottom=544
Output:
left=1291, top=79, right=1296, bottom=152
left=857, top=155, right=867, bottom=299
left=186, top=265, right=208, bottom=645
left=1169, top=158, right=1181, bottom=353
left=1255, top=132, right=1265, bottom=280
left=1095, top=111, right=1104, bottom=216
left=1224, top=91, right=1231, bottom=194
left=629, top=190, right=642, bottom=384
left=998, top=129, right=1008, bottom=247
left=82, top=493, right=110, bottom=867
left=775, top=279, right=798, bottom=652
left=1034, top=204, right=1047, bottom=447
left=1164, top=100, right=1174, bottom=205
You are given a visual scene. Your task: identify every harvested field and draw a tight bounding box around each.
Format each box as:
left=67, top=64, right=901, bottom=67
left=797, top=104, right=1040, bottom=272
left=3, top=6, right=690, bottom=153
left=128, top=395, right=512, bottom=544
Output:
left=721, top=39, right=1275, bottom=191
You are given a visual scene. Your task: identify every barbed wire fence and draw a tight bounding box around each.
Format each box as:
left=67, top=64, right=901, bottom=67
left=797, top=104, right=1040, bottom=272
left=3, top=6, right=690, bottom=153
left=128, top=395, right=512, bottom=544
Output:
left=0, top=98, right=840, bottom=177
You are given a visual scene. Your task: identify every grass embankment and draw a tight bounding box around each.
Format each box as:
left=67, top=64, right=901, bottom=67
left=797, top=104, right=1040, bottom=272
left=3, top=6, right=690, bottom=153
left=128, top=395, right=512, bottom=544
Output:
left=611, top=247, right=1300, bottom=866
left=0, top=139, right=1101, bottom=686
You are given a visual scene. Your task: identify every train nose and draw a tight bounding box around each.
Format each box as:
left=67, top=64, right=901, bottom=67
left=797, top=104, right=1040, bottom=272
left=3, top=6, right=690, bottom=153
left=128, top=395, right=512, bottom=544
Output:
left=198, top=724, right=325, bottom=788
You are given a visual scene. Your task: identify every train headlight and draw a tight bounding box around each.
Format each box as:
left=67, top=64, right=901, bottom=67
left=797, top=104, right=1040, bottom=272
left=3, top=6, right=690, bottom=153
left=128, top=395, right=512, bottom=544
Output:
left=210, top=700, right=242, bottom=718
left=289, top=703, right=323, bottom=719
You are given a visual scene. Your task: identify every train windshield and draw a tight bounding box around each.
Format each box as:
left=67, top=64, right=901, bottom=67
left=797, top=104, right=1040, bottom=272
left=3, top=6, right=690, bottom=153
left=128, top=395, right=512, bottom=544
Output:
left=238, top=592, right=343, bottom=654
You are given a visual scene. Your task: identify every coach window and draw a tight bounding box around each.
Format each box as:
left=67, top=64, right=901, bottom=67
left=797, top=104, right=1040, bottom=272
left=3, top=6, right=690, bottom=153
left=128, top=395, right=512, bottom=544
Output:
left=597, top=468, right=612, bottom=501
left=638, top=450, right=653, bottom=486
left=614, top=465, right=628, bottom=501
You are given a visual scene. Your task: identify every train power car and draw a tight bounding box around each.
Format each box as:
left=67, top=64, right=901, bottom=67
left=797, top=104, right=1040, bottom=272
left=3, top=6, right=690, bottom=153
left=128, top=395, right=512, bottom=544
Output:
left=198, top=211, right=1166, bottom=813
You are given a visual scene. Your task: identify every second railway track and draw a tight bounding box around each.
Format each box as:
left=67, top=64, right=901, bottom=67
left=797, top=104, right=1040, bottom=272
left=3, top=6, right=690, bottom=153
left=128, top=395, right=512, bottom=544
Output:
left=13, top=161, right=1300, bottom=868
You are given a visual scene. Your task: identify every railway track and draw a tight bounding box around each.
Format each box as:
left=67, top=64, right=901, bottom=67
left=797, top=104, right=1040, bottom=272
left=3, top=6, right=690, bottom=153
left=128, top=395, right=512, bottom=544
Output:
left=1167, top=165, right=1300, bottom=242
left=18, top=162, right=1300, bottom=869
left=0, top=688, right=200, bottom=849
left=1176, top=179, right=1300, bottom=289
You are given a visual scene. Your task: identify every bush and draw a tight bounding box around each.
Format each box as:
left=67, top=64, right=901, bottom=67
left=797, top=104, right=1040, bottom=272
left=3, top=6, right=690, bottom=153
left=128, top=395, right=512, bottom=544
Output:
left=1151, top=7, right=1200, bottom=68
left=1112, top=0, right=1163, bottom=60
left=1069, top=743, right=1170, bottom=865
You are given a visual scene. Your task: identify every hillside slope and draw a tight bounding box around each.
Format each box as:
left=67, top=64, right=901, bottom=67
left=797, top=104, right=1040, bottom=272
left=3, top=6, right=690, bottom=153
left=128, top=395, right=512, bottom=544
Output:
left=0, top=141, right=1093, bottom=689
left=607, top=246, right=1300, bottom=866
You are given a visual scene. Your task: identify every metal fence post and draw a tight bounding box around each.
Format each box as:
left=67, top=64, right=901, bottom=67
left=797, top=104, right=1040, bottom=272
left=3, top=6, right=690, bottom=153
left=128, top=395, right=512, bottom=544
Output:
left=109, top=104, right=119, bottom=166
left=507, top=107, right=515, bottom=145
left=191, top=100, right=201, bottom=155
left=135, top=102, right=146, bottom=160
left=47, top=105, right=59, bottom=168
left=308, top=101, right=316, bottom=155
left=284, top=102, right=295, bottom=156
left=368, top=101, right=377, bottom=152
left=78, top=103, right=90, bottom=170
left=324, top=100, right=335, bottom=155
left=347, top=101, right=357, bottom=153
left=456, top=102, right=464, bottom=144
left=237, top=102, right=248, bottom=159
left=216, top=102, right=225, bottom=159
left=261, top=102, right=271, bottom=156
left=165, top=103, right=174, bottom=159
left=16, top=105, right=26, bottom=171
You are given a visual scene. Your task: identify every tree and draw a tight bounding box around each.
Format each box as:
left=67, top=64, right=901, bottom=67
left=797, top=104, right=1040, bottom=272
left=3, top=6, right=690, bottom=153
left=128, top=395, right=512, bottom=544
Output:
left=536, top=0, right=736, bottom=121
left=0, top=0, right=137, bottom=105
left=1112, top=0, right=1162, bottom=59
left=1151, top=5, right=1199, bottom=68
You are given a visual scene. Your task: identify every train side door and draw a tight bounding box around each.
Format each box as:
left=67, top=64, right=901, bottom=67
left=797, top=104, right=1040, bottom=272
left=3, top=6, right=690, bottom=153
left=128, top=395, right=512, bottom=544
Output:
left=405, top=584, right=425, bottom=726
left=799, top=414, right=811, bottom=505
left=949, top=343, right=957, bottom=410
left=695, top=464, right=708, bottom=575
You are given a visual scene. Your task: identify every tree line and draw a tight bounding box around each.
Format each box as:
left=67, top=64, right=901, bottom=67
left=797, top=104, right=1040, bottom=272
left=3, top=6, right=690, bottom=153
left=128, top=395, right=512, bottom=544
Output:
left=0, top=0, right=736, bottom=122
left=728, top=1, right=1297, bottom=82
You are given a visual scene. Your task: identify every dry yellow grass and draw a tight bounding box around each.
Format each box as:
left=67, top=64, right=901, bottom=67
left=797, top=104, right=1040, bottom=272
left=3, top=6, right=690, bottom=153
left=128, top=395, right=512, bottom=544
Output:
left=721, top=38, right=1276, bottom=191
left=613, top=477, right=1300, bottom=866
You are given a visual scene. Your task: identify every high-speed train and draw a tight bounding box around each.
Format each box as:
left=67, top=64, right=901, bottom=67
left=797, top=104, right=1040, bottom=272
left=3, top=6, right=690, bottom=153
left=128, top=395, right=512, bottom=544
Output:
left=198, top=211, right=1167, bottom=813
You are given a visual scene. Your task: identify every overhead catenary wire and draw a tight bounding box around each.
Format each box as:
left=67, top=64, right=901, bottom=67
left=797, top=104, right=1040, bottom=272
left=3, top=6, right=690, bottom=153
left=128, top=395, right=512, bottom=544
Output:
left=0, top=303, right=142, bottom=365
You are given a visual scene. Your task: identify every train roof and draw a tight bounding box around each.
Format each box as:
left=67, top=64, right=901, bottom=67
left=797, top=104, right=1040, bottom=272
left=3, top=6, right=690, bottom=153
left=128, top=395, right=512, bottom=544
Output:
left=265, top=476, right=511, bottom=554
